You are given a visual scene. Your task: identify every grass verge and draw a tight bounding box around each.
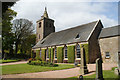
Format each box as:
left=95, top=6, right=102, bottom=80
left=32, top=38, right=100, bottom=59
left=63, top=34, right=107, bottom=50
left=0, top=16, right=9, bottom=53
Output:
left=0, top=59, right=21, bottom=63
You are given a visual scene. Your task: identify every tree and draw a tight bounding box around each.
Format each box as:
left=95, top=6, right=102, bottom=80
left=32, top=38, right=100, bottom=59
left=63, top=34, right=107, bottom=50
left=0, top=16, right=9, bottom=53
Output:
left=2, top=8, right=17, bottom=58
left=12, top=19, right=34, bottom=54
left=20, top=34, right=36, bottom=56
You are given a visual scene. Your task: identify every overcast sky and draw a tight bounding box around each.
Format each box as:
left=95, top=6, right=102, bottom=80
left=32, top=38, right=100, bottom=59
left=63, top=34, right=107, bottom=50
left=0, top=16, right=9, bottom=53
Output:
left=11, top=0, right=119, bottom=32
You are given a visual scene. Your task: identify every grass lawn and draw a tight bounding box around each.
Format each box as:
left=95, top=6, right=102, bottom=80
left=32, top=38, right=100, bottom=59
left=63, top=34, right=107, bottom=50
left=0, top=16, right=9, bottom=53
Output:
left=2, top=63, right=75, bottom=75
left=65, top=67, right=120, bottom=80
left=0, top=59, right=20, bottom=63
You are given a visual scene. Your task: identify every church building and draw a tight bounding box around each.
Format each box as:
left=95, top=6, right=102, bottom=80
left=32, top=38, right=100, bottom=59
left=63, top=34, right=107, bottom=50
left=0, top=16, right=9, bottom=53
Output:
left=32, top=8, right=120, bottom=64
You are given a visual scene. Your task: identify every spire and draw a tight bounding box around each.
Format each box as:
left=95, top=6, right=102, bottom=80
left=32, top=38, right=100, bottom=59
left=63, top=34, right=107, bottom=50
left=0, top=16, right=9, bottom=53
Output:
left=43, top=7, right=49, bottom=18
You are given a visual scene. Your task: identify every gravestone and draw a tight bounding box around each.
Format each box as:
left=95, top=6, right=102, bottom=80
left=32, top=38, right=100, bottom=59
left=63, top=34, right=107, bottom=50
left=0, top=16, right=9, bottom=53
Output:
left=114, top=52, right=120, bottom=75
left=80, top=45, right=88, bottom=75
left=118, top=52, right=120, bottom=71
left=96, top=58, right=104, bottom=80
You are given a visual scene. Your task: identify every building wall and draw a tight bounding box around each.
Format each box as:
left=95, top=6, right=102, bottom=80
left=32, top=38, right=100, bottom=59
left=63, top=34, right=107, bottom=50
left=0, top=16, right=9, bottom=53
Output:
left=99, top=36, right=120, bottom=63
left=88, top=21, right=103, bottom=63
left=36, top=18, right=55, bottom=43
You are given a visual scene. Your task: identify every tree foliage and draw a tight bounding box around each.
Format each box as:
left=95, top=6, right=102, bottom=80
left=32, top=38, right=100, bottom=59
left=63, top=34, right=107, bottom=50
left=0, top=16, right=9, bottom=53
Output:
left=12, top=19, right=34, bottom=54
left=2, top=8, right=17, bottom=56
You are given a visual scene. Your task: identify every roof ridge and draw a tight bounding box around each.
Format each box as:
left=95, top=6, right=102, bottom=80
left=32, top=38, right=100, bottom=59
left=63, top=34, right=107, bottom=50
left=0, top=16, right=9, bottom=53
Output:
left=102, top=25, right=120, bottom=29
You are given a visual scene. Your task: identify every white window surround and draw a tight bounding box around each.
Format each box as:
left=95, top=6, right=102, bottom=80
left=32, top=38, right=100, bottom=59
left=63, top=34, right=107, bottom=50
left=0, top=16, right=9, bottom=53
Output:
left=46, top=49, right=49, bottom=60
left=54, top=48, right=57, bottom=60
left=64, top=46, right=68, bottom=60
left=76, top=44, right=81, bottom=59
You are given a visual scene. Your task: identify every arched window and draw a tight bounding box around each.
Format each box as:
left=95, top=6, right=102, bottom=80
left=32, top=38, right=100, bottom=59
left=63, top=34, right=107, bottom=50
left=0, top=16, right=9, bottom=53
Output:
left=64, top=46, right=68, bottom=58
left=39, top=22, right=41, bottom=28
left=55, top=48, right=57, bottom=59
left=46, top=49, right=49, bottom=58
left=76, top=44, right=81, bottom=58
left=40, top=49, right=41, bottom=58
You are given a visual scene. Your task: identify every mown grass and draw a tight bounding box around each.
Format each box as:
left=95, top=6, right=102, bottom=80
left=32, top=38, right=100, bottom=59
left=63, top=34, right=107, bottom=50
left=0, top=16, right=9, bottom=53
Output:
left=0, top=59, right=20, bottom=63
left=2, top=63, right=75, bottom=75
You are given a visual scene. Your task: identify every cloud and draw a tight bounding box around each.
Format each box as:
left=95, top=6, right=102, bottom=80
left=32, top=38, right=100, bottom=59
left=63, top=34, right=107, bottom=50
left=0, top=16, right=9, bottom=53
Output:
left=11, top=0, right=118, bottom=32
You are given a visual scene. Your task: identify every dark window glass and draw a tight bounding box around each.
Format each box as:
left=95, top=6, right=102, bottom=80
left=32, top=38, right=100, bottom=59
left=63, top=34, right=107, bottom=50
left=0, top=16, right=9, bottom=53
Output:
left=75, top=34, right=80, bottom=39
left=65, top=46, right=68, bottom=58
left=39, top=22, right=41, bottom=28
left=105, top=52, right=110, bottom=58
left=39, top=34, right=40, bottom=39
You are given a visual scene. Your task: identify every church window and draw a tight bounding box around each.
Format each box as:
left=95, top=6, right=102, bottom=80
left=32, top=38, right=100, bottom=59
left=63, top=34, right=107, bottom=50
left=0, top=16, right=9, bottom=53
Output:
left=39, top=22, right=41, bottom=28
left=46, top=49, right=49, bottom=59
left=64, top=46, right=68, bottom=59
left=40, top=49, right=41, bottom=58
left=76, top=44, right=81, bottom=58
left=55, top=48, right=57, bottom=59
left=75, top=33, right=80, bottom=39
left=105, top=52, right=110, bottom=58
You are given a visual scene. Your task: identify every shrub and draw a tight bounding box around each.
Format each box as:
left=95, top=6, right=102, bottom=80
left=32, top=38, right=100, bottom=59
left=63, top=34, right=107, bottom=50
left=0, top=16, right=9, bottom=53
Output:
left=57, top=47, right=64, bottom=63
left=51, top=48, right=54, bottom=63
left=48, top=48, right=51, bottom=62
left=41, top=49, right=46, bottom=61
left=67, top=45, right=75, bottom=63
left=27, top=60, right=58, bottom=67
left=35, top=50, right=40, bottom=60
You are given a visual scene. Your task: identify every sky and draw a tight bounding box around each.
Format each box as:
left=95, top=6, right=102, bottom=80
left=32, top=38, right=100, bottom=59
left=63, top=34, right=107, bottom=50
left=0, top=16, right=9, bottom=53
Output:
left=11, top=0, right=119, bottom=32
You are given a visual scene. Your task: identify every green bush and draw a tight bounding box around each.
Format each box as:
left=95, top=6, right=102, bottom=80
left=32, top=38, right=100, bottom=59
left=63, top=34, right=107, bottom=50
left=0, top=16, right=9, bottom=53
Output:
left=35, top=50, right=40, bottom=60
left=51, top=48, right=54, bottom=63
left=67, top=45, right=75, bottom=63
left=41, top=49, right=46, bottom=61
left=57, top=47, right=64, bottom=63
left=80, top=44, right=89, bottom=64
left=27, top=60, right=58, bottom=67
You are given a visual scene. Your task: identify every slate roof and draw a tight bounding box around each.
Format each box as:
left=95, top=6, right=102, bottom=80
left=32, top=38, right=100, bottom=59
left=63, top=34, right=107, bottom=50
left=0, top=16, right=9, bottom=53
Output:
left=33, top=20, right=99, bottom=49
left=99, top=25, right=120, bottom=39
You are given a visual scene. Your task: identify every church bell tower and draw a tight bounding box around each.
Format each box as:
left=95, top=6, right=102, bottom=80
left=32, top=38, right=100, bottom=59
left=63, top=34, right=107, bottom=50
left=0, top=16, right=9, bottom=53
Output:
left=36, top=7, right=55, bottom=42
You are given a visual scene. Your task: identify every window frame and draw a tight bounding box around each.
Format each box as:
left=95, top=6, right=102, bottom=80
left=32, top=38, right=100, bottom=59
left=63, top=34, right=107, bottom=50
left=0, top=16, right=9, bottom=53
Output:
left=54, top=48, right=57, bottom=60
left=105, top=52, right=110, bottom=59
left=64, top=46, right=68, bottom=60
left=76, top=44, right=81, bottom=59
left=46, top=48, right=49, bottom=60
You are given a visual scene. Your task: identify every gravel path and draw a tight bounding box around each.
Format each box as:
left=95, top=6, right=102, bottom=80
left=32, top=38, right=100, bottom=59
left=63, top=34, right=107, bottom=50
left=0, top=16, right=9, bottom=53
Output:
left=2, top=63, right=117, bottom=78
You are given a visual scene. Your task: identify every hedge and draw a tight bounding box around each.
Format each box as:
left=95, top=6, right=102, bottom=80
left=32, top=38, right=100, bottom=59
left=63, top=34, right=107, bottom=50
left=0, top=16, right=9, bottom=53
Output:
left=41, top=49, right=46, bottom=61
left=57, top=47, right=64, bottom=63
left=35, top=50, right=40, bottom=60
left=51, top=48, right=54, bottom=63
left=67, top=45, right=75, bottom=63
left=80, top=44, right=89, bottom=64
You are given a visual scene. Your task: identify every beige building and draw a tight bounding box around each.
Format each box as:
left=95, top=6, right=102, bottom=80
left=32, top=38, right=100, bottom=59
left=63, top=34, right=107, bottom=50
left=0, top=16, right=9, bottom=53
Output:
left=33, top=8, right=119, bottom=64
left=99, top=25, right=120, bottom=63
